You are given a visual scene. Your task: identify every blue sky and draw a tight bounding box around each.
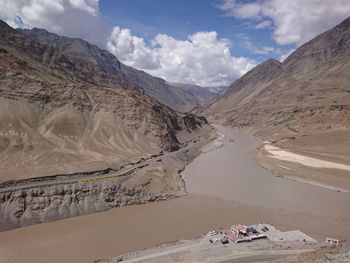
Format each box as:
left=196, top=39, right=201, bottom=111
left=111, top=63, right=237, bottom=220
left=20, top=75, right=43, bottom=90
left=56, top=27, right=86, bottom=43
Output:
left=99, top=0, right=290, bottom=62
left=1, top=0, right=349, bottom=87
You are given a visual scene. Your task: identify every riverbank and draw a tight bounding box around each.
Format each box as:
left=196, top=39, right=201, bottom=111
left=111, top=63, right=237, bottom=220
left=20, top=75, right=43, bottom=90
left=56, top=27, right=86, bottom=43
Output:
left=253, top=126, right=350, bottom=193
left=100, top=223, right=318, bottom=263
left=0, top=124, right=349, bottom=263
left=0, top=124, right=214, bottom=232
left=1, top=194, right=348, bottom=263
left=182, top=125, right=350, bottom=217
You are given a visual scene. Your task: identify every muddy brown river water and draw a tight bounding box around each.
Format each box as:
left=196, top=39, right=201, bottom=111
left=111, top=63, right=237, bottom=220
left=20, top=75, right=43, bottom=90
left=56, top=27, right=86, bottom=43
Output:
left=0, top=124, right=349, bottom=263
left=183, top=125, right=350, bottom=217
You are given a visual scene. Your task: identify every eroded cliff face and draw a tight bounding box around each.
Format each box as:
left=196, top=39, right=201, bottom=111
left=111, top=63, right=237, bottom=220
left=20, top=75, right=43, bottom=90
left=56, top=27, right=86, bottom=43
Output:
left=0, top=177, right=177, bottom=231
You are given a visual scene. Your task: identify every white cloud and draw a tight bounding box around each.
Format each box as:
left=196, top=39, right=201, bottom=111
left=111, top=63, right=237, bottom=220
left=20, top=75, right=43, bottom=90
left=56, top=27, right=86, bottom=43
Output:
left=238, top=34, right=277, bottom=55
left=279, top=48, right=295, bottom=62
left=219, top=0, right=350, bottom=46
left=107, top=27, right=160, bottom=70
left=0, top=0, right=107, bottom=47
left=68, top=0, right=99, bottom=15
left=254, top=20, right=272, bottom=29
left=146, top=31, right=254, bottom=86
left=0, top=0, right=257, bottom=87
left=108, top=29, right=256, bottom=86
left=220, top=0, right=262, bottom=20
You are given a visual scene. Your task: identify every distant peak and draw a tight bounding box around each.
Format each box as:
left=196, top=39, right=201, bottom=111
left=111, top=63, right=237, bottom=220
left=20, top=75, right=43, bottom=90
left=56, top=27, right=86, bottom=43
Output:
left=31, top=27, right=48, bottom=32
left=264, top=58, right=282, bottom=66
left=25, top=27, right=56, bottom=37
left=251, top=58, right=282, bottom=73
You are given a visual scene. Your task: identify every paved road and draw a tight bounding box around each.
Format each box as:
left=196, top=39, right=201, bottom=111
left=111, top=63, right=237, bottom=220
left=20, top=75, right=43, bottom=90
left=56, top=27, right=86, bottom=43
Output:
left=0, top=155, right=162, bottom=193
left=115, top=248, right=310, bottom=263
left=0, top=138, right=200, bottom=193
left=216, top=253, right=289, bottom=263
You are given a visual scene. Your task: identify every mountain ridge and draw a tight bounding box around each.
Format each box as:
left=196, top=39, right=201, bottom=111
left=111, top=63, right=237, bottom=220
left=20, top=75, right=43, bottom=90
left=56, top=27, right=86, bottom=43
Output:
left=19, top=27, right=206, bottom=111
left=200, top=16, right=350, bottom=190
left=202, top=16, right=350, bottom=127
left=0, top=19, right=208, bottom=182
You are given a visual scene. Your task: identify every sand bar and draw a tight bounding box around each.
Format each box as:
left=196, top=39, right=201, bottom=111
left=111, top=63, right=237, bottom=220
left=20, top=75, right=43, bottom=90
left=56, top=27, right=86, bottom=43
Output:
left=264, top=144, right=350, bottom=171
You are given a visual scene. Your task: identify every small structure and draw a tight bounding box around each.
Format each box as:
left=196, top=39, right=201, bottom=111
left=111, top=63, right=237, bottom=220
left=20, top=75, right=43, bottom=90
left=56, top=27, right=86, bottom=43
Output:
left=223, top=224, right=267, bottom=243
left=326, top=238, right=341, bottom=245
left=236, top=236, right=251, bottom=243
left=250, top=234, right=267, bottom=241
left=223, top=224, right=248, bottom=242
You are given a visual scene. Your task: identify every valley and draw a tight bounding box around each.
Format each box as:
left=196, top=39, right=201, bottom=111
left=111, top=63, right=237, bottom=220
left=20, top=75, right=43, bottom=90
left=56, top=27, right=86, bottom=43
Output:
left=199, top=17, right=350, bottom=192
left=0, top=123, right=349, bottom=263
left=0, top=6, right=349, bottom=263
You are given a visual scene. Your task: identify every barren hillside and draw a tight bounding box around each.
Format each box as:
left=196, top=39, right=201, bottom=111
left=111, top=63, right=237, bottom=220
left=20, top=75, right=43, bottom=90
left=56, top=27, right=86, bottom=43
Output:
left=201, top=16, right=350, bottom=190
left=19, top=27, right=200, bottom=111
left=0, top=20, right=208, bottom=182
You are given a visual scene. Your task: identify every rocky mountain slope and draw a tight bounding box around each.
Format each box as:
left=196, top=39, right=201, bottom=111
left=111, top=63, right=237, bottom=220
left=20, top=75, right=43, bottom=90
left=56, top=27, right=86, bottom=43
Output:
left=19, top=27, right=200, bottom=111
left=0, top=19, right=208, bottom=182
left=201, top=16, right=350, bottom=190
left=0, top=19, right=214, bottom=230
left=203, top=15, right=350, bottom=127
left=169, top=82, right=217, bottom=105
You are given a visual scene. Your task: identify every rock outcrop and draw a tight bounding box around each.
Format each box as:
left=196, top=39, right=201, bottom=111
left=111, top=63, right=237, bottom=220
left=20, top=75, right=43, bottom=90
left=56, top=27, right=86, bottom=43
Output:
left=0, top=176, right=177, bottom=231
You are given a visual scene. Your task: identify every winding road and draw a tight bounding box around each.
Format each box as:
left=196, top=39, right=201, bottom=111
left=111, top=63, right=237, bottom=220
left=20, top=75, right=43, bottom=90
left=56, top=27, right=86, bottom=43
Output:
left=0, top=155, right=163, bottom=193
left=0, top=136, right=202, bottom=194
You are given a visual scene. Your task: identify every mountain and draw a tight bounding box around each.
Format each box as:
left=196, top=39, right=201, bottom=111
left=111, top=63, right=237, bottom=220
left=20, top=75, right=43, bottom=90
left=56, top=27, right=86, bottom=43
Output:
left=19, top=27, right=199, bottom=111
left=204, top=16, right=350, bottom=128
left=168, top=82, right=217, bottom=105
left=200, top=58, right=285, bottom=119
left=201, top=16, right=350, bottom=190
left=0, top=19, right=207, bottom=182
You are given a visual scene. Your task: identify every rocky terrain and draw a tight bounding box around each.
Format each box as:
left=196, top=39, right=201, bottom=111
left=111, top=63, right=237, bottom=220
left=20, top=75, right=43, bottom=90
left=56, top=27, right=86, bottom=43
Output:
left=200, top=16, right=350, bottom=190
left=19, top=27, right=206, bottom=112
left=0, top=19, right=211, bottom=180
left=0, top=133, right=212, bottom=231
left=169, top=82, right=218, bottom=106
left=0, top=19, right=214, bottom=230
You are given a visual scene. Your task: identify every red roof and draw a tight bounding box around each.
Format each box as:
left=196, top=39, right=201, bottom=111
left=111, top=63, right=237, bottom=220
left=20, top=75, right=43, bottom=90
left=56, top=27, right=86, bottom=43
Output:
left=223, top=224, right=249, bottom=241
left=223, top=228, right=238, bottom=241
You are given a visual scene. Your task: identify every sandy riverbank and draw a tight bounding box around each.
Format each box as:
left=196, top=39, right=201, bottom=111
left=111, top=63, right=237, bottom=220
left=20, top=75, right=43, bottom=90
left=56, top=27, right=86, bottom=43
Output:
left=254, top=127, right=350, bottom=192
left=259, top=142, right=350, bottom=193
left=182, top=125, right=350, bottom=216
left=264, top=144, right=350, bottom=171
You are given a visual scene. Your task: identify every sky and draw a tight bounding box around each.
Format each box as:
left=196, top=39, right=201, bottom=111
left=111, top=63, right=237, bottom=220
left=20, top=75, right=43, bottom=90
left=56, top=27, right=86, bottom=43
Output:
left=1, top=0, right=350, bottom=87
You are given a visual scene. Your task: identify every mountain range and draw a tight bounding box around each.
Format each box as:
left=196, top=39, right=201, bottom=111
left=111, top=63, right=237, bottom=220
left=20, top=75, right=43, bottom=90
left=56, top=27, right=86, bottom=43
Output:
left=200, top=16, right=350, bottom=190
left=19, top=27, right=217, bottom=112
left=0, top=19, right=209, bottom=182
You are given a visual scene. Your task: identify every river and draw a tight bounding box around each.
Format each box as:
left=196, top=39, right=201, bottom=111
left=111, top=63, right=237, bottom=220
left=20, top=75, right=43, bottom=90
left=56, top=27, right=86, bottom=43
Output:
left=183, top=125, right=350, bottom=217
left=0, top=124, right=349, bottom=263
